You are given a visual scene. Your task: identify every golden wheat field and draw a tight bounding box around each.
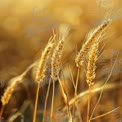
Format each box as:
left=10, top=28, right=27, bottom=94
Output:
left=0, top=0, right=122, bottom=122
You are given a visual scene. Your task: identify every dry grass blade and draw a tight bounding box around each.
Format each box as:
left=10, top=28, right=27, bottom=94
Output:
left=8, top=112, right=24, bottom=122
left=90, top=107, right=120, bottom=121
left=62, top=82, right=121, bottom=112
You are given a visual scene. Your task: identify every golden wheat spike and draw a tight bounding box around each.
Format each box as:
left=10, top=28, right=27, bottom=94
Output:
left=50, top=25, right=69, bottom=122
left=86, top=42, right=99, bottom=86
left=51, top=24, right=70, bottom=81
left=35, top=35, right=56, bottom=83
left=1, top=82, right=16, bottom=106
left=51, top=40, right=63, bottom=80
left=1, top=62, right=35, bottom=106
left=33, top=34, right=56, bottom=122
left=75, top=19, right=111, bottom=68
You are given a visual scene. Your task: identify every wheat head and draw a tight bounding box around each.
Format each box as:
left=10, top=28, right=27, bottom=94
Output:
left=75, top=19, right=111, bottom=68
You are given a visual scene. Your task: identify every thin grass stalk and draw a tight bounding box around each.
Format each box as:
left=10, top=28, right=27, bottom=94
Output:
left=50, top=79, right=55, bottom=122
left=73, top=68, right=83, bottom=121
left=75, top=68, right=80, bottom=97
left=0, top=106, right=4, bottom=117
left=42, top=78, right=51, bottom=122
left=73, top=68, right=79, bottom=114
left=90, top=107, right=120, bottom=121
left=62, top=83, right=121, bottom=112
left=58, top=78, right=72, bottom=122
left=87, top=85, right=92, bottom=122
left=33, top=82, right=40, bottom=122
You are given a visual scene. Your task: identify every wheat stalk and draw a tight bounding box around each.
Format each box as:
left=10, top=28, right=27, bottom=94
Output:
left=33, top=34, right=56, bottom=122
left=50, top=24, right=70, bottom=122
left=43, top=25, right=69, bottom=122
left=86, top=42, right=99, bottom=122
left=74, top=19, right=110, bottom=121
left=74, top=20, right=111, bottom=118
left=58, top=78, right=72, bottom=122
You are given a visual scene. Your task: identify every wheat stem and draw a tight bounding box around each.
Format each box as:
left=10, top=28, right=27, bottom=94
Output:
left=75, top=68, right=80, bottom=97
left=50, top=79, right=55, bottom=122
left=33, top=82, right=40, bottom=122
left=42, top=78, right=51, bottom=122
left=50, top=24, right=69, bottom=121
left=58, top=78, right=72, bottom=122
left=87, top=85, right=92, bottom=122
left=0, top=106, right=4, bottom=117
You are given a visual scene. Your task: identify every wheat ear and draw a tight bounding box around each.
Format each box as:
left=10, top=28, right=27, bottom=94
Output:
left=75, top=19, right=111, bottom=68
left=35, top=35, right=56, bottom=83
left=33, top=35, right=55, bottom=122
left=86, top=42, right=99, bottom=122
left=0, top=62, right=35, bottom=117
left=74, top=20, right=111, bottom=114
left=86, top=42, right=99, bottom=86
left=50, top=24, right=70, bottom=122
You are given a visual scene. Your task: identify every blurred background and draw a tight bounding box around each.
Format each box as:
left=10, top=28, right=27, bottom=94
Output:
left=0, top=0, right=122, bottom=122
